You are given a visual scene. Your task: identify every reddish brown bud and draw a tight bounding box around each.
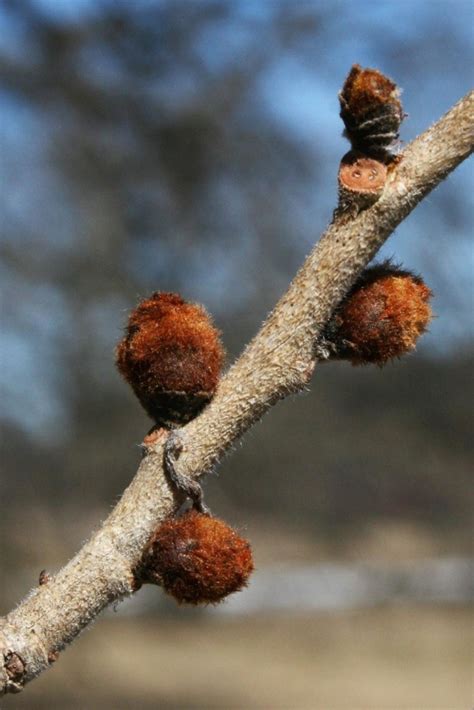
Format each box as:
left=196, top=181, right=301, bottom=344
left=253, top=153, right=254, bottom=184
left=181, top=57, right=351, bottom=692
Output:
left=139, top=510, right=254, bottom=605
left=324, top=262, right=433, bottom=365
left=339, top=64, right=404, bottom=152
left=116, top=292, right=225, bottom=427
left=38, top=569, right=51, bottom=586
left=338, top=150, right=387, bottom=213
left=48, top=650, right=59, bottom=665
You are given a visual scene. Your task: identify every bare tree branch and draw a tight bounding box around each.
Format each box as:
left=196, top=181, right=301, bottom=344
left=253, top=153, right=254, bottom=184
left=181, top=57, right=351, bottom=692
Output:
left=1, top=90, right=472, bottom=696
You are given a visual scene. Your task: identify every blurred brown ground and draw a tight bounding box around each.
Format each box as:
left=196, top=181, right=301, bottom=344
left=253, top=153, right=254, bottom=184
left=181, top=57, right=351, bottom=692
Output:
left=6, top=606, right=472, bottom=710
left=3, top=517, right=473, bottom=709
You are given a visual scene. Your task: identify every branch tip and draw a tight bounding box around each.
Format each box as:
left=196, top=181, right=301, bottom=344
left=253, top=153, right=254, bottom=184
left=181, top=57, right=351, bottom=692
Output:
left=339, top=64, right=404, bottom=153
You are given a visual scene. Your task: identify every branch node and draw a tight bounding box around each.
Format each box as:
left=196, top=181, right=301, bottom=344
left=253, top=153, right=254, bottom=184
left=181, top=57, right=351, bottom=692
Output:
left=164, top=430, right=210, bottom=515
left=3, top=651, right=25, bottom=694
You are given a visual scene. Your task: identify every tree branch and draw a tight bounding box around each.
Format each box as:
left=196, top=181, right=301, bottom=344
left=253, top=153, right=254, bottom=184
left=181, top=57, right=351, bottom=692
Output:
left=1, top=90, right=472, bottom=695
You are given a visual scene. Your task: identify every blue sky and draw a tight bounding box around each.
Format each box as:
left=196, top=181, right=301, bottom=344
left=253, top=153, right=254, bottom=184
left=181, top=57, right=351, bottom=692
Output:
left=1, top=0, right=473, bottom=439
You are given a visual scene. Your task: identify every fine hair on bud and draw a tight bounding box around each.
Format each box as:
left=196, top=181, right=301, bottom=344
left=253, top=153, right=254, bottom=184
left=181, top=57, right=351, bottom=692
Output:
left=138, top=510, right=254, bottom=605
left=339, top=64, right=404, bottom=152
left=116, top=292, right=225, bottom=427
left=323, top=261, right=432, bottom=366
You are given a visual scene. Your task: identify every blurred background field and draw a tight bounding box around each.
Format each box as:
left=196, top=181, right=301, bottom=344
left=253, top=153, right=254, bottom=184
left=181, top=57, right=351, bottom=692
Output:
left=1, top=1, right=473, bottom=708
left=6, top=607, right=473, bottom=709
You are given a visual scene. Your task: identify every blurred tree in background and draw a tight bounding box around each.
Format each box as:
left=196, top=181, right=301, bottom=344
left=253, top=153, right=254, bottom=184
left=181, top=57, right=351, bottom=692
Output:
left=0, top=0, right=472, bottom=568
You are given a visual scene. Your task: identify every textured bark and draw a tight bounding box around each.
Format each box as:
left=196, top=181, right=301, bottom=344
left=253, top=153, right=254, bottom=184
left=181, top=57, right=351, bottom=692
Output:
left=1, top=90, right=472, bottom=695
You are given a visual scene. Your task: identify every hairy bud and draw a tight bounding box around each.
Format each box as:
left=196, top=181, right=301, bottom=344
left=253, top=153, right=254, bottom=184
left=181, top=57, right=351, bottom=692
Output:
left=339, top=64, right=404, bottom=152
left=324, top=262, right=433, bottom=365
left=116, top=292, right=225, bottom=427
left=138, top=510, right=254, bottom=605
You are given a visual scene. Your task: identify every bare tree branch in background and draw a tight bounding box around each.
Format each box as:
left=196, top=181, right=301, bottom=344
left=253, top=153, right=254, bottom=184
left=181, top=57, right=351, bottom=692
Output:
left=1, top=73, right=472, bottom=694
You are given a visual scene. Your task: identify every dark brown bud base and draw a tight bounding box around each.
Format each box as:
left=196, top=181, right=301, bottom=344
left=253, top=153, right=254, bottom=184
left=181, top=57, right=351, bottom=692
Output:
left=338, top=150, right=388, bottom=213
left=323, top=261, right=433, bottom=366
left=116, top=292, right=225, bottom=428
left=339, top=64, right=404, bottom=154
left=137, top=510, right=254, bottom=605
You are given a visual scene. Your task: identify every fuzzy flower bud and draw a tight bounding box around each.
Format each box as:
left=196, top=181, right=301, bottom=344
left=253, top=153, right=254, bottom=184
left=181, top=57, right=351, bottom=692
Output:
left=138, top=510, right=254, bottom=605
left=116, top=292, right=225, bottom=427
left=324, top=262, right=433, bottom=365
